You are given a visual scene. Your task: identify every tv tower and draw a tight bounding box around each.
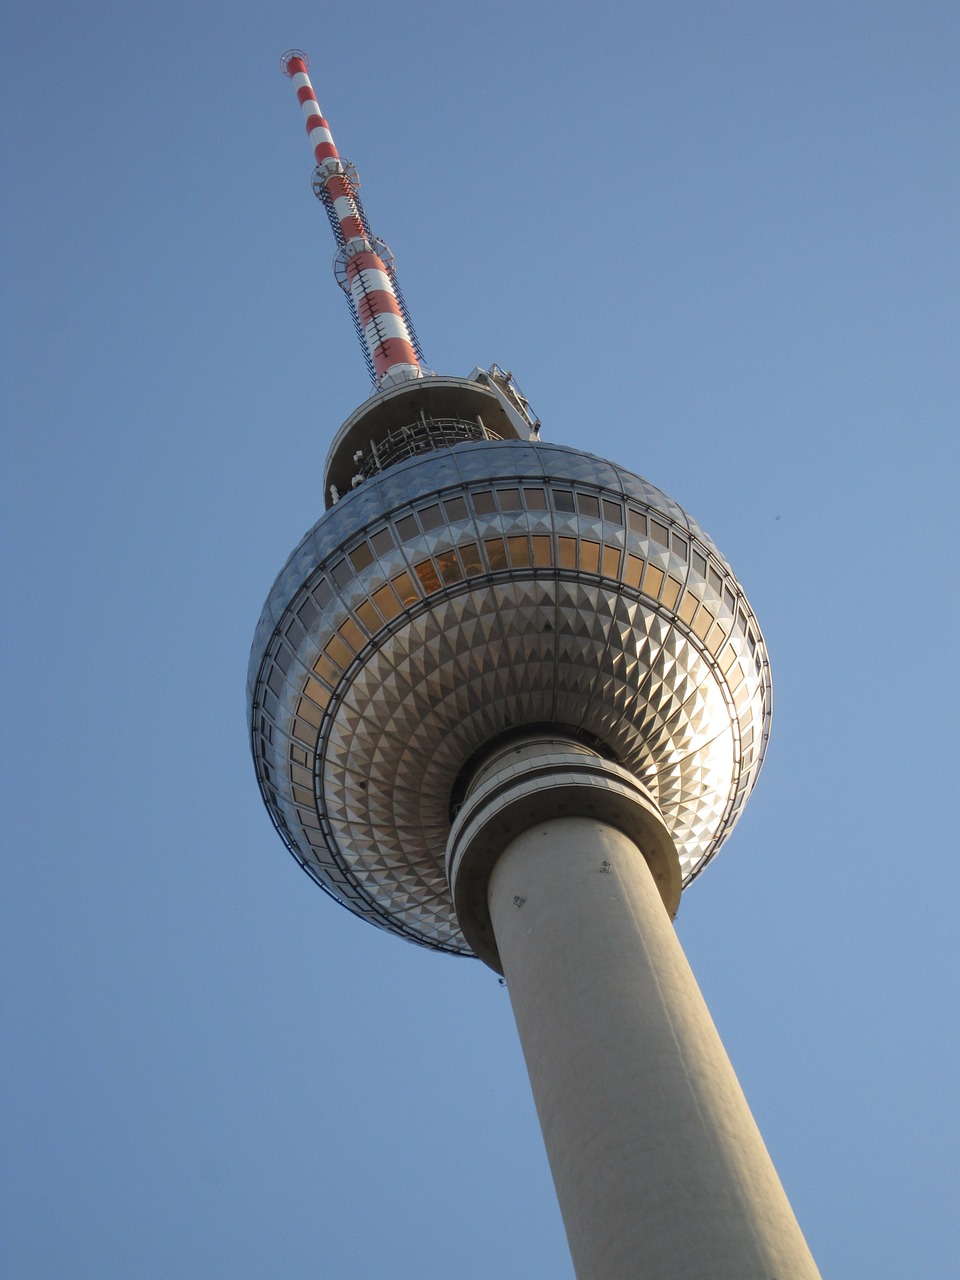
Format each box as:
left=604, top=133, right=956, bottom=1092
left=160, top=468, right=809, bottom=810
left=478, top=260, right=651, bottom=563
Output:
left=248, top=50, right=822, bottom=1279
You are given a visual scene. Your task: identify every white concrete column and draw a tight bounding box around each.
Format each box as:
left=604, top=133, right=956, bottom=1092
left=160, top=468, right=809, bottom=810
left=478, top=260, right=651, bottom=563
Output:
left=447, top=738, right=820, bottom=1280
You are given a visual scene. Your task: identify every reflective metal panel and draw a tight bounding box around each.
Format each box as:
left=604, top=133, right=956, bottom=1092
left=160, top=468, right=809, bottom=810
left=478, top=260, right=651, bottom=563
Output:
left=248, top=441, right=772, bottom=954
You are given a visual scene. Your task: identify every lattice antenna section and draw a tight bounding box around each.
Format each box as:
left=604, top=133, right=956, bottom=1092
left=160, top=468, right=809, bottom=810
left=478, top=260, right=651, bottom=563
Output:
left=310, top=166, right=426, bottom=375
left=281, top=50, right=424, bottom=389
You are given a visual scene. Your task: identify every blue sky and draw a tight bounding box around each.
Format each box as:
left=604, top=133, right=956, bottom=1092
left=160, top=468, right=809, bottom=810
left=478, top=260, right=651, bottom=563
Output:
left=3, top=2, right=958, bottom=1276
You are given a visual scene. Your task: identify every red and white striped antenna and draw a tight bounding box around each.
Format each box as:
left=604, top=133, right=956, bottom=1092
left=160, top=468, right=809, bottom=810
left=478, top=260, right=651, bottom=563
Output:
left=280, top=50, right=424, bottom=389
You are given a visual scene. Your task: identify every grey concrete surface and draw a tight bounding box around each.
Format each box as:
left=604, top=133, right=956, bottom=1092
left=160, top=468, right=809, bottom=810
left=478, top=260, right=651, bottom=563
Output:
left=486, top=815, right=821, bottom=1280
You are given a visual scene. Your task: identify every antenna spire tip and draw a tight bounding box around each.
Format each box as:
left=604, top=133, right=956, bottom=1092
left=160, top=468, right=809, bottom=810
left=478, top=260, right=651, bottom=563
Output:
left=280, top=49, right=309, bottom=77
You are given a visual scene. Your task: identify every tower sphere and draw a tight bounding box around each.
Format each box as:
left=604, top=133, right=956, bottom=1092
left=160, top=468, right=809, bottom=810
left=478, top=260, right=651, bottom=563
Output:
left=248, top=376, right=772, bottom=955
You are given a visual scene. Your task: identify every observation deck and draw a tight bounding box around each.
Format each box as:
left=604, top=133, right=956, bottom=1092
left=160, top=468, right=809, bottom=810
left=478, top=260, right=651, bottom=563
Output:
left=323, top=369, right=535, bottom=503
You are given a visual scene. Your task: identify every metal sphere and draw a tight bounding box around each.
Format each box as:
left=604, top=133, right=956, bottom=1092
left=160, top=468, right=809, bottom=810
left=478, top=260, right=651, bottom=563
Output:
left=248, top=438, right=772, bottom=955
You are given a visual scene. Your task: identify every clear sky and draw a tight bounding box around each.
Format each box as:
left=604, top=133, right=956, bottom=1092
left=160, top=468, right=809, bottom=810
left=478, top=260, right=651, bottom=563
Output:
left=2, top=2, right=958, bottom=1277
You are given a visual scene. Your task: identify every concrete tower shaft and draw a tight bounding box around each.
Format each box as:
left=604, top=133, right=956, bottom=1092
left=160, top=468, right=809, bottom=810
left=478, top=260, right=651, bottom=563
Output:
left=448, top=738, right=820, bottom=1277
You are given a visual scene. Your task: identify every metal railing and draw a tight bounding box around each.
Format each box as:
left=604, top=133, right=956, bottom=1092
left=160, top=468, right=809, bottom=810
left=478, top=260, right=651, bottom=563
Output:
left=355, top=415, right=503, bottom=481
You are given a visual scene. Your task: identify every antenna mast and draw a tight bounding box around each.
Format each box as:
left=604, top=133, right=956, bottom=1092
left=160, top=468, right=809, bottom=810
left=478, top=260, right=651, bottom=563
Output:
left=280, top=50, right=424, bottom=389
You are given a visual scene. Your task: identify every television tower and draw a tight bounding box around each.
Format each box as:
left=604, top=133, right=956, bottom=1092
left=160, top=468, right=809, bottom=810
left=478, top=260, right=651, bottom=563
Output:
left=248, top=50, right=822, bottom=1279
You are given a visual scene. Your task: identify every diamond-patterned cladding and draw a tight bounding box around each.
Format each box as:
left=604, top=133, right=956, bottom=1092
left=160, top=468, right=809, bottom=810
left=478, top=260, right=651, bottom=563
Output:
left=249, top=442, right=772, bottom=955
